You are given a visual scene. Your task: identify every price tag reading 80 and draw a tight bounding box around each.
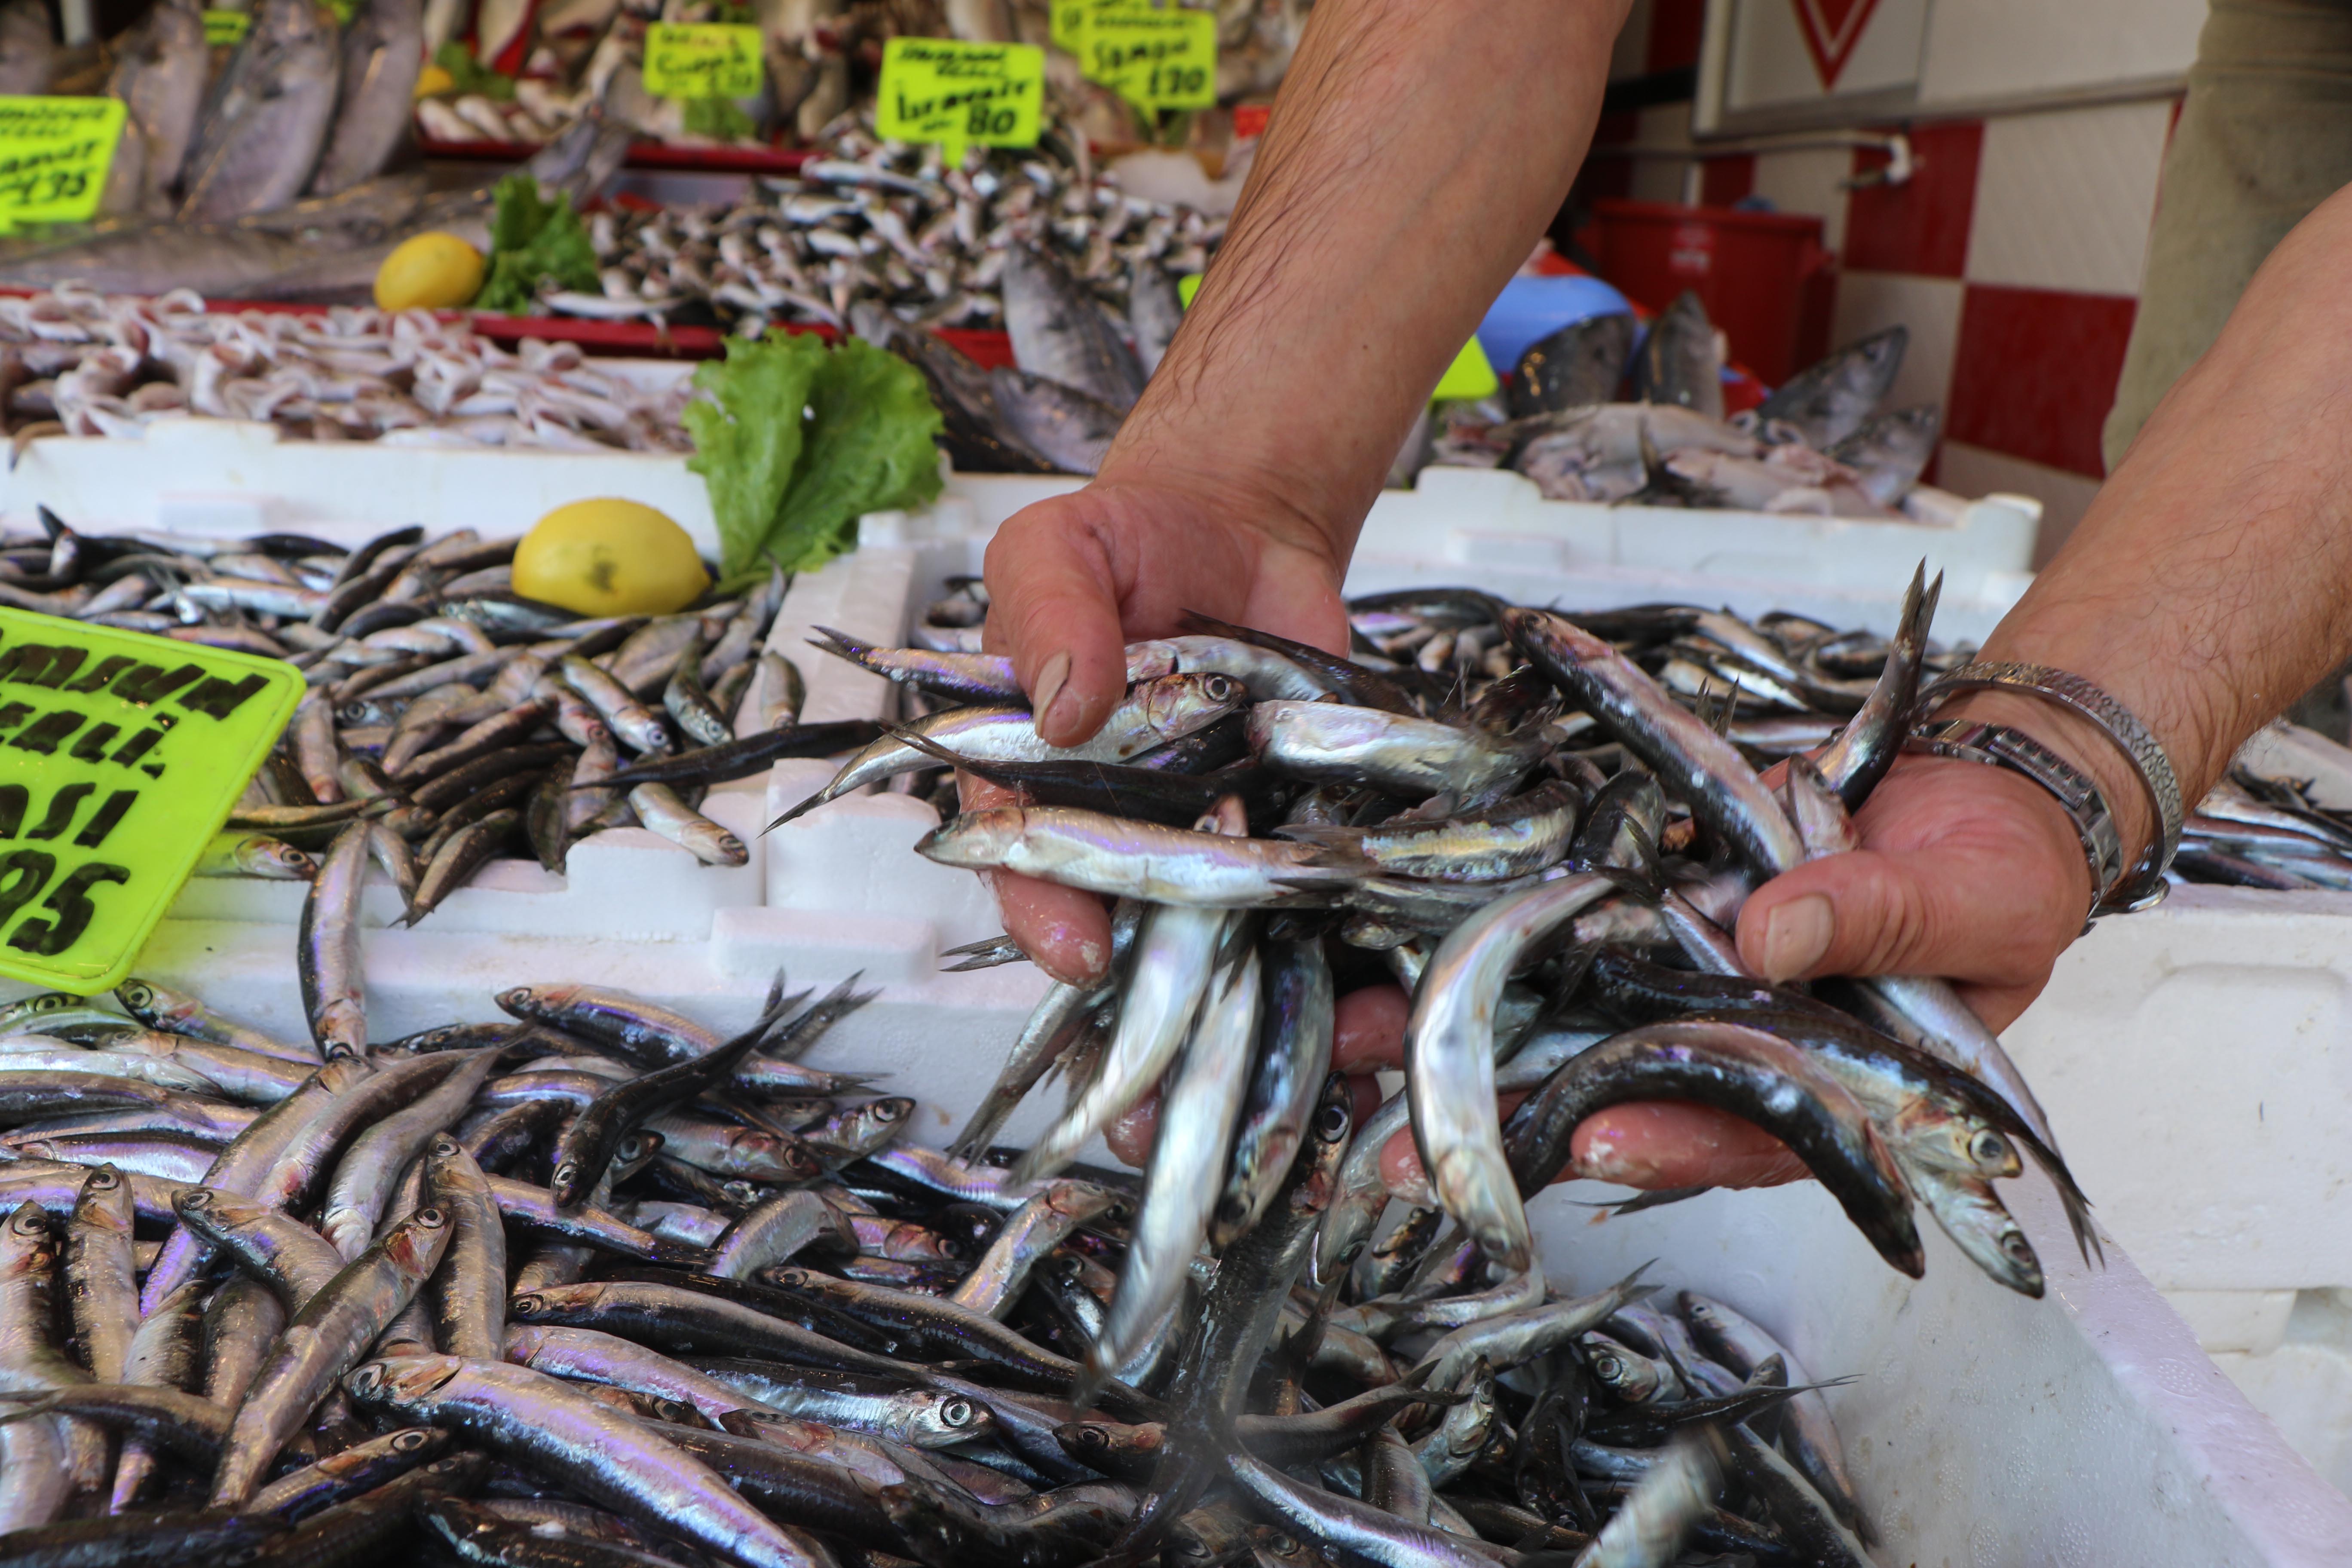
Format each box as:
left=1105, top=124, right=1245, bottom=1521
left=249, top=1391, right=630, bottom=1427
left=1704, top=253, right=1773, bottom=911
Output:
left=642, top=24, right=764, bottom=100
left=876, top=37, right=1044, bottom=158
left=0, top=610, right=302, bottom=993
left=0, top=98, right=127, bottom=230
left=1081, top=6, right=1216, bottom=110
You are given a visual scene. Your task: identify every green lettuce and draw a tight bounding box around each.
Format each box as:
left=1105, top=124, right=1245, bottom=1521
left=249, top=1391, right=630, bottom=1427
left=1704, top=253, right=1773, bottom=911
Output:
left=684, top=332, right=828, bottom=582
left=433, top=41, right=514, bottom=100
left=473, top=174, right=600, bottom=315
left=685, top=333, right=945, bottom=585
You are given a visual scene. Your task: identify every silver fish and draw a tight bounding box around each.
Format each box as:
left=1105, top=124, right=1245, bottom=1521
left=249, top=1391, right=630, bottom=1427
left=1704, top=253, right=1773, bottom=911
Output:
left=309, top=0, right=426, bottom=196
left=178, top=0, right=342, bottom=222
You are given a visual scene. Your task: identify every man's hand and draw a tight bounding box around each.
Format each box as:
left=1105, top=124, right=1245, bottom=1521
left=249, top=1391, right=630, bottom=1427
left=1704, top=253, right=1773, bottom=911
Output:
left=973, top=478, right=1350, bottom=986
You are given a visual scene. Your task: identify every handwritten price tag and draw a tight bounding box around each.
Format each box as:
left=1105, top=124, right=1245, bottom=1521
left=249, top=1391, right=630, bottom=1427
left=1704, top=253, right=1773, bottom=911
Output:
left=1081, top=5, right=1216, bottom=110
left=0, top=611, right=301, bottom=992
left=642, top=24, right=763, bottom=100
left=876, top=37, right=1043, bottom=160
left=0, top=98, right=127, bottom=231
left=200, top=9, right=249, bottom=44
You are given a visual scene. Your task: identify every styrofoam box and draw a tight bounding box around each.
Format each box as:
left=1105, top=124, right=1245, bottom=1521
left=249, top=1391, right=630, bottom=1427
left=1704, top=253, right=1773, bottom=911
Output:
left=60, top=930, right=2352, bottom=1564
left=6, top=410, right=2037, bottom=634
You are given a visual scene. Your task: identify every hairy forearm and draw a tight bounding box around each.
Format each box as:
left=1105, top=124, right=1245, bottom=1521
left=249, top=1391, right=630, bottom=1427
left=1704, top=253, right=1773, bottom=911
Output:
left=1971, top=182, right=2352, bottom=860
left=1098, top=0, right=1630, bottom=555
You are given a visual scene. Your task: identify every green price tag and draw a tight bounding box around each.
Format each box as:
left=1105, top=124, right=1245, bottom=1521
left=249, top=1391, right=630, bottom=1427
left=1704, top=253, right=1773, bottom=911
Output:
left=1049, top=0, right=1085, bottom=50
left=0, top=98, right=127, bottom=232
left=1432, top=336, right=1498, bottom=402
left=1081, top=5, right=1216, bottom=110
left=0, top=612, right=302, bottom=993
left=201, top=8, right=249, bottom=43
left=876, top=37, right=1043, bottom=162
left=642, top=23, right=763, bottom=101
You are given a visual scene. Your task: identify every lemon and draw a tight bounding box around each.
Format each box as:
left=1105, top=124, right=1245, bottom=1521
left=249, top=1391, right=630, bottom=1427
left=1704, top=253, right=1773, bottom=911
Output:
left=513, top=499, right=711, bottom=616
left=413, top=62, right=455, bottom=98
left=374, top=232, right=485, bottom=312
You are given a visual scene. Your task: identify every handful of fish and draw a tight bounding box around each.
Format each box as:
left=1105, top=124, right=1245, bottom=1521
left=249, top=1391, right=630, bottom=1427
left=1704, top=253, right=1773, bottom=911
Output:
left=783, top=566, right=2108, bottom=1408
left=0, top=958, right=1878, bottom=1568
left=0, top=287, right=697, bottom=453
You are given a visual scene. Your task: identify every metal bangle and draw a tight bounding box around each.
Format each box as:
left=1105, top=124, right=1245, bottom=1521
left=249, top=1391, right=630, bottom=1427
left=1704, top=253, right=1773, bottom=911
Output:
left=1914, top=660, right=2182, bottom=913
left=1905, top=720, right=2134, bottom=922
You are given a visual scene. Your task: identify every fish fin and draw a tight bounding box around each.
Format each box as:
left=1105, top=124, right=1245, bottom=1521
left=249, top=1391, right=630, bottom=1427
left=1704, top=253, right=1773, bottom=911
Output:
left=807, top=626, right=881, bottom=670
left=763, top=787, right=836, bottom=830
left=2018, top=1127, right=2103, bottom=1268
left=1268, top=822, right=1367, bottom=848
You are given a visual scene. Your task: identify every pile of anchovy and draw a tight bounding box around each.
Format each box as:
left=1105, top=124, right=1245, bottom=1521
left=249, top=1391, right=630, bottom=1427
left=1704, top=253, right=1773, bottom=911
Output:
left=567, top=115, right=1219, bottom=339
left=2, top=288, right=698, bottom=453
left=0, top=511, right=885, bottom=921
left=0, top=946, right=1870, bottom=1568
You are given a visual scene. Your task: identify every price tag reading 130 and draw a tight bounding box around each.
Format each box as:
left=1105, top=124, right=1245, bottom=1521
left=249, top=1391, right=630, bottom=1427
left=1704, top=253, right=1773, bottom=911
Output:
left=0, top=611, right=302, bottom=992
left=0, top=98, right=127, bottom=230
left=876, top=37, right=1043, bottom=162
left=1082, top=6, right=1216, bottom=111
left=642, top=24, right=764, bottom=100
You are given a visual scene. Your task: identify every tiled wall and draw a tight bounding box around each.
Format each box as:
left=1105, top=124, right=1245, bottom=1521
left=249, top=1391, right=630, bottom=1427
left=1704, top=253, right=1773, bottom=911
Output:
left=1592, top=1, right=2185, bottom=561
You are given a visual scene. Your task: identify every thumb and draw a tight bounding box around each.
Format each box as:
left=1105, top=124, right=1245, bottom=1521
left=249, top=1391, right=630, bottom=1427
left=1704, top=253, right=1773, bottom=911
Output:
left=981, top=497, right=1135, bottom=747
left=1735, top=838, right=2082, bottom=991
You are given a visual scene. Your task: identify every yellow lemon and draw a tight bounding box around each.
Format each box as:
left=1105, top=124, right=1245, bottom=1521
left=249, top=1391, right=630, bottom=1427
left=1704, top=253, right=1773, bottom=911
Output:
left=413, top=61, right=455, bottom=98
left=373, top=232, right=486, bottom=312
left=513, top=499, right=711, bottom=616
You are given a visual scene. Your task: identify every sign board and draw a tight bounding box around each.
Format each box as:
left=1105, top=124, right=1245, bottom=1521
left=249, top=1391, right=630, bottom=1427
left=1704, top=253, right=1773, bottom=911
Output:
left=642, top=23, right=764, bottom=100
left=0, top=98, right=127, bottom=231
left=1080, top=5, right=1216, bottom=110
left=0, top=612, right=302, bottom=992
left=201, top=9, right=249, bottom=44
left=876, top=37, right=1044, bottom=159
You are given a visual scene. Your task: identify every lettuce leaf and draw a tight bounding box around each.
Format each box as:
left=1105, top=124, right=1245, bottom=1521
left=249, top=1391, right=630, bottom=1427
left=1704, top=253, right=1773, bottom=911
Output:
left=684, top=332, right=945, bottom=585
left=473, top=174, right=601, bottom=315
left=683, top=332, right=828, bottom=581
left=764, top=338, right=944, bottom=576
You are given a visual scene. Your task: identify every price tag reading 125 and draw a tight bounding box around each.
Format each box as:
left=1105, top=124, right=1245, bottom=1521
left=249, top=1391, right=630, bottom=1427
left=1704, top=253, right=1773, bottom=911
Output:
left=0, top=611, right=301, bottom=992
left=0, top=98, right=127, bottom=230
left=876, top=37, right=1043, bottom=162
left=642, top=24, right=763, bottom=100
left=1083, top=6, right=1216, bottom=111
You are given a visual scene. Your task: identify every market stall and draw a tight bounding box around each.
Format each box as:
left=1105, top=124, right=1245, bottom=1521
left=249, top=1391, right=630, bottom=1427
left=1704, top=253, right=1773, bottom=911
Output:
left=0, top=0, right=2346, bottom=1558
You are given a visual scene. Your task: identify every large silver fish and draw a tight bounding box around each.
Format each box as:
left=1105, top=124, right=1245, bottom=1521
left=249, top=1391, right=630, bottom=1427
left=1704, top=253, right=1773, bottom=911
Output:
left=179, top=0, right=342, bottom=222
left=98, top=0, right=209, bottom=217
left=308, top=0, right=426, bottom=196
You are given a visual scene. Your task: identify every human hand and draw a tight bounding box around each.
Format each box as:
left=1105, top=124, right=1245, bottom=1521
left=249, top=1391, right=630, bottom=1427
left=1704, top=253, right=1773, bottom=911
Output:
left=972, top=477, right=1351, bottom=986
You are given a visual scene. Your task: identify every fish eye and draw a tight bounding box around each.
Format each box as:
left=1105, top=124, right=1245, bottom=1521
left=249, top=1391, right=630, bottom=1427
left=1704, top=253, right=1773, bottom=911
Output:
left=1592, top=1354, right=1623, bottom=1381
left=940, top=1398, right=974, bottom=1428
left=2002, top=1230, right=2037, bottom=1264
left=431, top=1136, right=459, bottom=1157
left=87, top=1170, right=118, bottom=1188
left=1969, top=1129, right=2013, bottom=1170
left=394, top=1430, right=430, bottom=1451
left=1316, top=1103, right=1350, bottom=1139
left=512, top=1294, right=543, bottom=1313
left=414, top=1207, right=447, bottom=1228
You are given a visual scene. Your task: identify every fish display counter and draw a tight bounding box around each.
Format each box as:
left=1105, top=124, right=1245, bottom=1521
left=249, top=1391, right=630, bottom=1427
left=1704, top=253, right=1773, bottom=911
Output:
left=0, top=524, right=2342, bottom=1562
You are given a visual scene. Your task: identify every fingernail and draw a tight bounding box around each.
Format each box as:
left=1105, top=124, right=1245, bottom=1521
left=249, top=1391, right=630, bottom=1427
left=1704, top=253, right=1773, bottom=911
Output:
left=1758, top=893, right=1834, bottom=981
left=1030, top=651, right=1072, bottom=739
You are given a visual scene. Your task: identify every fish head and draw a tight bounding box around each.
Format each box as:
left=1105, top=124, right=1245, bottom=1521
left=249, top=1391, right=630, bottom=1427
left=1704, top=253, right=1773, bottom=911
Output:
left=114, top=979, right=159, bottom=1017
left=344, top=1352, right=463, bottom=1407
left=907, top=1389, right=991, bottom=1445
left=1919, top=1172, right=2043, bottom=1298
left=1581, top=1331, right=1663, bottom=1402
left=1890, top=1101, right=2021, bottom=1181
left=506, top=1283, right=597, bottom=1322
left=383, top=1205, right=453, bottom=1277
left=0, top=1198, right=50, bottom=1264
left=913, top=806, right=1029, bottom=870
left=1288, top=1075, right=1355, bottom=1216
left=1137, top=672, right=1246, bottom=741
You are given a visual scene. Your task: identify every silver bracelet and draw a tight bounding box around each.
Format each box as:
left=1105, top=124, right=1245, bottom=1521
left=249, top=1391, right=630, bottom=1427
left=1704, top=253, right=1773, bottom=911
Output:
left=1914, top=660, right=2182, bottom=914
left=1905, top=720, right=2132, bottom=922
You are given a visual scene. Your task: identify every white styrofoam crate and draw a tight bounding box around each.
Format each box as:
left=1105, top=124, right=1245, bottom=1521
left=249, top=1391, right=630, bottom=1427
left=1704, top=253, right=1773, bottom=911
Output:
left=35, top=927, right=2352, bottom=1563
left=8, top=423, right=2036, bottom=640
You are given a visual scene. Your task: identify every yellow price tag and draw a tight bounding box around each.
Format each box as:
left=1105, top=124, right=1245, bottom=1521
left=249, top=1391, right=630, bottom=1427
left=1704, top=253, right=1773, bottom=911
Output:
left=642, top=23, right=763, bottom=101
left=0, top=98, right=127, bottom=232
left=201, top=8, right=249, bottom=43
left=1081, top=5, right=1216, bottom=111
left=875, top=37, right=1043, bottom=161
left=0, top=612, right=302, bottom=992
